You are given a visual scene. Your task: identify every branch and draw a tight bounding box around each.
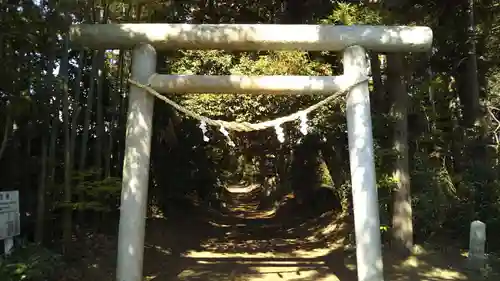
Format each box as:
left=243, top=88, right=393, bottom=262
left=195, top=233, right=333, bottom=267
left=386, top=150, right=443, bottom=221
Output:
left=487, top=105, right=500, bottom=147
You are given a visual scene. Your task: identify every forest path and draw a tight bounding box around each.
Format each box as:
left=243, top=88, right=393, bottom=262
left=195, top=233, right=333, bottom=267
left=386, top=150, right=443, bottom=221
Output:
left=69, top=192, right=485, bottom=281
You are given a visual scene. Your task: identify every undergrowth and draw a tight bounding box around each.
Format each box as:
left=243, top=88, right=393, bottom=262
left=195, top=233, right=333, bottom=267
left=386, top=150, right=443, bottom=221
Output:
left=0, top=243, right=63, bottom=281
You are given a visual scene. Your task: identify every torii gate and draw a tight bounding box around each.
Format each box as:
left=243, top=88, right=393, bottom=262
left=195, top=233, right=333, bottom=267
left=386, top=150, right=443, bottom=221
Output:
left=69, top=23, right=433, bottom=281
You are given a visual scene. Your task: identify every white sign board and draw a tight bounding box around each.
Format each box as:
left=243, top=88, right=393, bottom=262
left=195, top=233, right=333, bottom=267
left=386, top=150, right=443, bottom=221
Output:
left=0, top=191, right=20, bottom=240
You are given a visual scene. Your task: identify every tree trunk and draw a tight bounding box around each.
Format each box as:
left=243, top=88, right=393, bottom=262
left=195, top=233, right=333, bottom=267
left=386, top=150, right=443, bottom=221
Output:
left=370, top=52, right=385, bottom=110
left=46, top=112, right=59, bottom=241
left=116, top=51, right=128, bottom=174
left=105, top=101, right=114, bottom=178
left=35, top=135, right=48, bottom=244
left=95, top=5, right=109, bottom=177
left=465, top=0, right=480, bottom=126
left=465, top=0, right=489, bottom=219
left=105, top=49, right=123, bottom=178
left=114, top=5, right=132, bottom=175
left=45, top=19, right=59, bottom=242
left=0, top=114, right=11, bottom=161
left=76, top=5, right=98, bottom=223
left=60, top=34, right=72, bottom=253
left=95, top=50, right=105, bottom=175
left=71, top=50, right=84, bottom=170
left=34, top=0, right=52, bottom=242
left=78, top=52, right=98, bottom=172
left=387, top=53, right=413, bottom=253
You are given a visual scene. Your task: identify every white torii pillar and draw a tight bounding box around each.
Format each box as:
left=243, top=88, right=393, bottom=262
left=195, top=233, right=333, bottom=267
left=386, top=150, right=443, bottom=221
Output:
left=116, top=44, right=156, bottom=281
left=344, top=45, right=383, bottom=281
left=69, top=23, right=433, bottom=281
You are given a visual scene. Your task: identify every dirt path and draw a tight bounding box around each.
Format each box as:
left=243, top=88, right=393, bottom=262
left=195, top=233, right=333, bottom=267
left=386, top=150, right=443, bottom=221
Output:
left=69, top=210, right=483, bottom=280
left=67, top=192, right=489, bottom=281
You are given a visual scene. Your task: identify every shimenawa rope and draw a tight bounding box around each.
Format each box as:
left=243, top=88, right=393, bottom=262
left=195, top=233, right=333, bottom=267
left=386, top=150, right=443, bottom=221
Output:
left=128, top=76, right=369, bottom=133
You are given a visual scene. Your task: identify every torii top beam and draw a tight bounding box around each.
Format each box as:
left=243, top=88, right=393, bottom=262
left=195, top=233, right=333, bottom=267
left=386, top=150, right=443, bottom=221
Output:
left=68, top=24, right=433, bottom=52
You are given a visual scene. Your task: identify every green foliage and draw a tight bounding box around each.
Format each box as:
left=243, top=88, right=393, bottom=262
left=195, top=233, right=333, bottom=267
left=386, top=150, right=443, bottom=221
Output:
left=318, top=161, right=334, bottom=186
left=172, top=50, right=336, bottom=126
left=67, top=169, right=122, bottom=212
left=319, top=2, right=382, bottom=25
left=0, top=244, right=63, bottom=281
